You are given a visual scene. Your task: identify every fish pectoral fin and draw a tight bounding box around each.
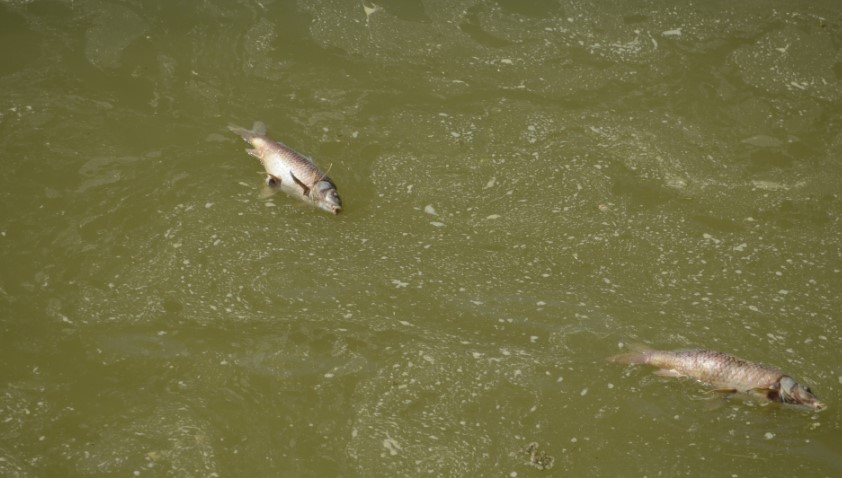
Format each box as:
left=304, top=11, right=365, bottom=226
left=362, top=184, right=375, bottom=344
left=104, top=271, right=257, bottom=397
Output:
left=290, top=172, right=311, bottom=196
left=246, top=149, right=261, bottom=159
left=266, top=174, right=282, bottom=187
left=653, top=369, right=685, bottom=378
left=750, top=388, right=780, bottom=401
left=259, top=175, right=282, bottom=198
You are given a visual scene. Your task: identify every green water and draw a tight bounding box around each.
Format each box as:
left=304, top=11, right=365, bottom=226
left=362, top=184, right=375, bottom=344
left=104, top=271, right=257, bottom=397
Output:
left=1, top=0, right=841, bottom=476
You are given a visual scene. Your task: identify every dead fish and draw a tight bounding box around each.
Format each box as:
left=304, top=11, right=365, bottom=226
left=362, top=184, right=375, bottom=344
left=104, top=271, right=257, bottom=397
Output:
left=609, top=348, right=826, bottom=411
left=228, top=121, right=342, bottom=214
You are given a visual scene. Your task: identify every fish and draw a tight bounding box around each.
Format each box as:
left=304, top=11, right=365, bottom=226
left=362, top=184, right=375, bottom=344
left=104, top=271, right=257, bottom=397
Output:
left=228, top=121, right=342, bottom=214
left=609, top=348, right=826, bottom=411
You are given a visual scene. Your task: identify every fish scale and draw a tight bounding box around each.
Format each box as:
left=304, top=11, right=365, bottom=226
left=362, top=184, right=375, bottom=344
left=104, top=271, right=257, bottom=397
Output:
left=249, top=136, right=331, bottom=189
left=229, top=121, right=343, bottom=215
left=610, top=348, right=826, bottom=411
left=643, top=349, right=783, bottom=390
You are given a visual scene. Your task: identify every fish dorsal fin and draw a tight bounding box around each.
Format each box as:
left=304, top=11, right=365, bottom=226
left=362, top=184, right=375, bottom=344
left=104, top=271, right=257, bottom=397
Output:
left=252, top=121, right=267, bottom=136
left=290, top=172, right=311, bottom=196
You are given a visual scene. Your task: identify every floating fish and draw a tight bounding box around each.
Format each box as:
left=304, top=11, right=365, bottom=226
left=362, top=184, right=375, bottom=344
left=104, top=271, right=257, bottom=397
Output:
left=228, top=122, right=342, bottom=214
left=609, top=348, right=826, bottom=411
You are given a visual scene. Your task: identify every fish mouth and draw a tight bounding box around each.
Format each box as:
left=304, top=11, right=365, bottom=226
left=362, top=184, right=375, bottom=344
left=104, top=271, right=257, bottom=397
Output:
left=321, top=203, right=342, bottom=215
left=328, top=199, right=342, bottom=215
left=785, top=394, right=827, bottom=412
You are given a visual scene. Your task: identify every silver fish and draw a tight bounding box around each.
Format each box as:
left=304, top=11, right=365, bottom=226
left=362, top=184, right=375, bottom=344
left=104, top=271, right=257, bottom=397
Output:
left=609, top=348, right=826, bottom=411
left=228, top=122, right=342, bottom=214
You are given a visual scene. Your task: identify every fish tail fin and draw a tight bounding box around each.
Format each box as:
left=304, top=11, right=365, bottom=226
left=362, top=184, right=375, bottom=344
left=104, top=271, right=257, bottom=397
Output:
left=607, top=352, right=651, bottom=365
left=608, top=342, right=656, bottom=364
left=228, top=121, right=268, bottom=141
left=252, top=121, right=267, bottom=136
left=227, top=124, right=253, bottom=141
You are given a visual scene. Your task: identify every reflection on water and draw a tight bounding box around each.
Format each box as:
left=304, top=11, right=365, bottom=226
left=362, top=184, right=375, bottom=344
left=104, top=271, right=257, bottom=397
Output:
left=1, top=0, right=841, bottom=476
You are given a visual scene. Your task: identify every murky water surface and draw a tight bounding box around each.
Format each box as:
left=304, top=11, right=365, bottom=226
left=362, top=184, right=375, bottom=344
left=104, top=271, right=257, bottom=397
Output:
left=1, top=0, right=841, bottom=476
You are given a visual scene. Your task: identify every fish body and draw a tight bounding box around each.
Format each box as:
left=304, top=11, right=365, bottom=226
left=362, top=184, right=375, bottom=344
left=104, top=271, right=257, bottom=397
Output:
left=610, top=348, right=826, bottom=411
left=229, top=122, right=342, bottom=214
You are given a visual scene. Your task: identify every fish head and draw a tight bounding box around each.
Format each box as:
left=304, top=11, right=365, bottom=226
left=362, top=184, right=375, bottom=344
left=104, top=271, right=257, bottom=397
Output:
left=314, top=180, right=342, bottom=215
left=777, top=376, right=826, bottom=411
